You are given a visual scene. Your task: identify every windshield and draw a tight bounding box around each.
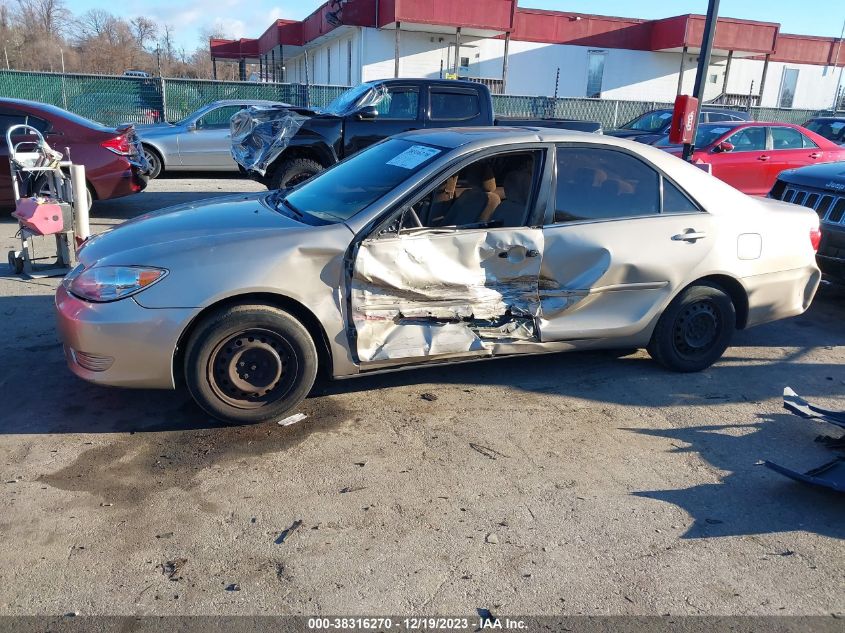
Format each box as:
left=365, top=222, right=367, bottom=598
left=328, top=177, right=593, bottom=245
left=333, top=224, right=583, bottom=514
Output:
left=281, top=139, right=446, bottom=222
left=622, top=110, right=673, bottom=132
left=804, top=119, right=845, bottom=143
left=654, top=124, right=734, bottom=148
left=325, top=82, right=379, bottom=115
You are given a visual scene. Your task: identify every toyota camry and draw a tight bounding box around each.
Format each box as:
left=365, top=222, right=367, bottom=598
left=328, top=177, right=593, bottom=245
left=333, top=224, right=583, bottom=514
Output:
left=56, top=128, right=822, bottom=423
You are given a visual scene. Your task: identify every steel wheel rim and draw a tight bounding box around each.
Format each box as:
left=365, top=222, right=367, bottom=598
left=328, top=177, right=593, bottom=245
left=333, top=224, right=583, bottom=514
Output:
left=207, top=328, right=299, bottom=410
left=673, top=300, right=720, bottom=359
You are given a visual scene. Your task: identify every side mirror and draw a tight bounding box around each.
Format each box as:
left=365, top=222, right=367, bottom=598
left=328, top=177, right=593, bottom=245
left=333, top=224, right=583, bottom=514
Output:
left=186, top=122, right=197, bottom=132
left=354, top=105, right=378, bottom=121
left=715, top=141, right=734, bottom=153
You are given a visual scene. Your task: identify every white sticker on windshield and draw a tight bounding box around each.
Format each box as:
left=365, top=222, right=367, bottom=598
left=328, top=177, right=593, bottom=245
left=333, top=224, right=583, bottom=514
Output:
left=659, top=112, right=673, bottom=119
left=386, top=145, right=441, bottom=169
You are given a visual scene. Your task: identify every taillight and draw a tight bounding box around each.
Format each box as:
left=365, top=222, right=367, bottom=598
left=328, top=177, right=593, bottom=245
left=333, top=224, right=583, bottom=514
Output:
left=810, top=227, right=822, bottom=252
left=101, top=135, right=130, bottom=156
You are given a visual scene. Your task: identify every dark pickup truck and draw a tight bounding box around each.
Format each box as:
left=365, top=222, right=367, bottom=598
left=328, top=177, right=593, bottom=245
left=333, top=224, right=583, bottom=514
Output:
left=231, top=78, right=602, bottom=189
left=769, top=162, right=845, bottom=282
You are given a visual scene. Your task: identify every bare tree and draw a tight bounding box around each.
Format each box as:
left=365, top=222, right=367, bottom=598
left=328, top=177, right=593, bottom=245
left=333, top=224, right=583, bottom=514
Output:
left=74, top=8, right=111, bottom=41
left=15, top=0, right=69, bottom=37
left=129, top=16, right=157, bottom=51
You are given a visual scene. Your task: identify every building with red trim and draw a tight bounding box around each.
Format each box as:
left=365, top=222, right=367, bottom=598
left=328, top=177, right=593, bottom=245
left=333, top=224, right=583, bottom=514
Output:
left=210, top=0, right=845, bottom=110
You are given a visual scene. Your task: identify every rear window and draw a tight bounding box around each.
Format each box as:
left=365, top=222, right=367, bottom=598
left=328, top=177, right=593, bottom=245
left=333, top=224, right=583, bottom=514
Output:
left=430, top=90, right=480, bottom=121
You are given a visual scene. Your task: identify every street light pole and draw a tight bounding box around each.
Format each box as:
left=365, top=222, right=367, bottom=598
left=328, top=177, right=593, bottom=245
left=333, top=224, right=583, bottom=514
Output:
left=682, top=0, right=720, bottom=162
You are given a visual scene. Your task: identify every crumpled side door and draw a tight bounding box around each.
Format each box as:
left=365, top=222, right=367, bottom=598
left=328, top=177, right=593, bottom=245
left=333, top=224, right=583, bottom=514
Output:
left=350, top=228, right=543, bottom=364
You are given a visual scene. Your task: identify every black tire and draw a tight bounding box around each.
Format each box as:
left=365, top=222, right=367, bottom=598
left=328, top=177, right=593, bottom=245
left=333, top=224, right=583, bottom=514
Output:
left=647, top=283, right=736, bottom=372
left=184, top=304, right=318, bottom=423
left=30, top=175, right=94, bottom=212
left=143, top=145, right=162, bottom=179
left=268, top=157, right=323, bottom=190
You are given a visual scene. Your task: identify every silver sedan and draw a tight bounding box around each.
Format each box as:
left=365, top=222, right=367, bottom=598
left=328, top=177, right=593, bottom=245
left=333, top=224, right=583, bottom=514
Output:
left=136, top=99, right=282, bottom=178
left=55, top=128, right=821, bottom=423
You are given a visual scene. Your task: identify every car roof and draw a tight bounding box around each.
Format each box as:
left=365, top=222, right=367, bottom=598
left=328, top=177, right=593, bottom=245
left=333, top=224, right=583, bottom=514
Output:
left=805, top=116, right=845, bottom=122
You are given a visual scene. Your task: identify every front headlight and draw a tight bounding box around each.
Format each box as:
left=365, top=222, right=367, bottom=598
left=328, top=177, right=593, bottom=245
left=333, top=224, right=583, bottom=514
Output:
left=67, top=266, right=168, bottom=302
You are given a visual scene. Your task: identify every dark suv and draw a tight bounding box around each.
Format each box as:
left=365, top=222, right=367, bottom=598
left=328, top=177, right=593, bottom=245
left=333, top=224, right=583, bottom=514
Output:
left=769, top=162, right=845, bottom=282
left=803, top=117, right=845, bottom=145
left=606, top=107, right=751, bottom=145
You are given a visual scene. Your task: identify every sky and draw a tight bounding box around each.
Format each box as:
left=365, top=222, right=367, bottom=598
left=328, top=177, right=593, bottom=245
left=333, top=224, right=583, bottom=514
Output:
left=65, top=0, right=845, bottom=52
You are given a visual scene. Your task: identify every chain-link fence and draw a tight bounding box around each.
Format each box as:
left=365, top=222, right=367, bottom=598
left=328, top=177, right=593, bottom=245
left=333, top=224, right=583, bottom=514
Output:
left=0, top=70, right=349, bottom=126
left=0, top=69, right=842, bottom=129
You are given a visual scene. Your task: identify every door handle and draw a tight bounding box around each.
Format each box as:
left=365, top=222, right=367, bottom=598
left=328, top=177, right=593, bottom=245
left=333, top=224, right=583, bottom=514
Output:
left=809, top=152, right=822, bottom=159
left=672, top=230, right=706, bottom=242
left=757, top=155, right=770, bottom=161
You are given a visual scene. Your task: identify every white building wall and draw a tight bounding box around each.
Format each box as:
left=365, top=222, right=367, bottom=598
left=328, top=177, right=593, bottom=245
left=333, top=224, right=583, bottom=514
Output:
left=284, top=28, right=360, bottom=85
left=282, top=25, right=843, bottom=109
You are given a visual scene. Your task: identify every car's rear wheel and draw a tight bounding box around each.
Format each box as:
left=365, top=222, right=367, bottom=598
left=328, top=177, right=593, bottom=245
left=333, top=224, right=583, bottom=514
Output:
left=647, top=283, right=736, bottom=372
left=268, top=157, right=323, bottom=190
left=143, top=145, right=162, bottom=179
left=184, top=304, right=318, bottom=423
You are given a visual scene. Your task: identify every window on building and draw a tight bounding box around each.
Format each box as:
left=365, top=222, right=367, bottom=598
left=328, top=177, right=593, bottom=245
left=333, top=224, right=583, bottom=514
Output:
left=430, top=90, right=481, bottom=120
left=554, top=147, right=660, bottom=222
left=347, top=39, right=353, bottom=85
left=586, top=50, right=606, bottom=98
left=778, top=68, right=799, bottom=108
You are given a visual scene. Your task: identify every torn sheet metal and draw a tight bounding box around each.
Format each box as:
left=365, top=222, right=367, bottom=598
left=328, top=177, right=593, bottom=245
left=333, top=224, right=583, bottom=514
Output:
left=765, top=458, right=845, bottom=493
left=351, top=229, right=542, bottom=362
left=230, top=105, right=309, bottom=176
left=783, top=386, right=845, bottom=429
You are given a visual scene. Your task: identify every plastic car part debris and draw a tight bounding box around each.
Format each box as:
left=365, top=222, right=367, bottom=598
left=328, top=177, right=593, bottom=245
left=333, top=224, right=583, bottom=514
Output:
left=274, top=519, right=303, bottom=544
left=764, top=458, right=845, bottom=493
left=230, top=105, right=309, bottom=176
left=764, top=387, right=845, bottom=493
left=783, top=386, right=845, bottom=429
left=278, top=412, right=307, bottom=426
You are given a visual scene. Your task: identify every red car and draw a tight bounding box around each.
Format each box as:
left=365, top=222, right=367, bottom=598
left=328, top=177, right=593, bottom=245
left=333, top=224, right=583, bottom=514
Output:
left=658, top=121, right=845, bottom=196
left=0, top=98, right=148, bottom=210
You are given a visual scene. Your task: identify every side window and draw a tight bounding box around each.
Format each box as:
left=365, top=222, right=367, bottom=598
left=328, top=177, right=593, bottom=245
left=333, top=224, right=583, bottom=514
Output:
left=770, top=126, right=806, bottom=150
left=430, top=90, right=480, bottom=121
left=197, top=105, right=243, bottom=129
left=554, top=147, right=659, bottom=223
left=387, top=151, right=540, bottom=233
left=800, top=132, right=819, bottom=148
left=725, top=127, right=766, bottom=152
left=662, top=179, right=700, bottom=214
left=707, top=113, right=728, bottom=122
left=0, top=109, right=49, bottom=134
left=375, top=87, right=419, bottom=120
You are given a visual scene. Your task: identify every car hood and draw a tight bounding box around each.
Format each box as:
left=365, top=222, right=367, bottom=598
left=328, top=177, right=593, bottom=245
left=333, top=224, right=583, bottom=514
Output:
left=77, top=192, right=310, bottom=265
left=776, top=162, right=845, bottom=192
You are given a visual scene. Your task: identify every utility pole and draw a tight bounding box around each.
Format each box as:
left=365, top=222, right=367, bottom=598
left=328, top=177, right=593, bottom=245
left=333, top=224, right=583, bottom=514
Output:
left=682, top=0, right=720, bottom=162
left=832, top=17, right=845, bottom=111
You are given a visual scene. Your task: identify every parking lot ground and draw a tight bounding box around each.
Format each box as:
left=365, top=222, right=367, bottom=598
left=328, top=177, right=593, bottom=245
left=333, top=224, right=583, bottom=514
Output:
left=0, top=175, right=843, bottom=616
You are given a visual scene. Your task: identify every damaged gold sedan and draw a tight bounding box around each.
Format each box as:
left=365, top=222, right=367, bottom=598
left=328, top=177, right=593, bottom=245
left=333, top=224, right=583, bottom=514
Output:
left=56, top=128, right=822, bottom=422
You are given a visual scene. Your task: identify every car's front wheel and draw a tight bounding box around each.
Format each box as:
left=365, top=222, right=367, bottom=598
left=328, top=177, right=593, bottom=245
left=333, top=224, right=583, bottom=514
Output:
left=268, top=157, right=323, bottom=190
left=184, top=304, right=318, bottom=423
left=647, top=283, right=736, bottom=372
